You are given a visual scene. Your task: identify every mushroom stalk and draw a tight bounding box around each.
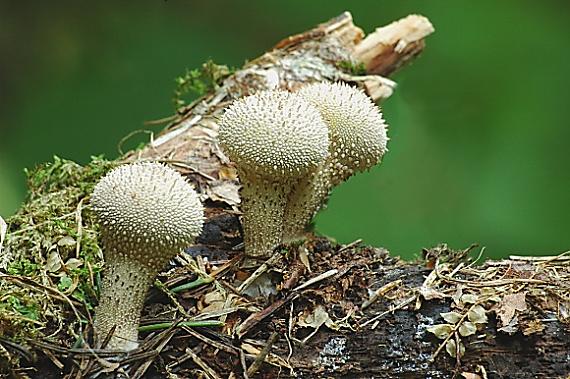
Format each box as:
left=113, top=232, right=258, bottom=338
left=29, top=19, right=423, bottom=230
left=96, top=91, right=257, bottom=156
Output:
left=284, top=82, right=388, bottom=240
left=218, top=90, right=329, bottom=259
left=94, top=254, right=155, bottom=351
left=283, top=168, right=330, bottom=241
left=238, top=173, right=288, bottom=258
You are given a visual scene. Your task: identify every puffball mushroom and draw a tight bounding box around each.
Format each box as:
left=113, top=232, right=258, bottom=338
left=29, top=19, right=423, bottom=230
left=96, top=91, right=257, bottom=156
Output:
left=218, top=90, right=329, bottom=259
left=284, top=82, right=388, bottom=240
left=91, top=162, right=204, bottom=351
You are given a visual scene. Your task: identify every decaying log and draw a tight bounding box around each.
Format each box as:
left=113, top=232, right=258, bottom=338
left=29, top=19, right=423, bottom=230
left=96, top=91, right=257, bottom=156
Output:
left=2, top=11, right=570, bottom=379
left=113, top=12, right=570, bottom=378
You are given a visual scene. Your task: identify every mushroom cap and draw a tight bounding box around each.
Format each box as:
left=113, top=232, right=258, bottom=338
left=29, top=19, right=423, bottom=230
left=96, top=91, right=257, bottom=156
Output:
left=91, top=162, right=204, bottom=265
left=218, top=90, right=329, bottom=179
left=297, top=82, right=388, bottom=173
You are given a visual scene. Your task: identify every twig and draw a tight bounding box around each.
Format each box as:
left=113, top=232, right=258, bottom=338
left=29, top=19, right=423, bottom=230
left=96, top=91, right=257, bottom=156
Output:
left=361, top=279, right=402, bottom=310
left=437, top=271, right=548, bottom=287
left=117, top=129, right=154, bottom=156
left=150, top=115, right=202, bottom=148
left=179, top=326, right=239, bottom=356
left=338, top=238, right=362, bottom=253
left=74, top=197, right=84, bottom=258
left=157, top=159, right=216, bottom=181
left=237, top=293, right=297, bottom=338
left=131, top=329, right=177, bottom=379
left=143, top=114, right=177, bottom=126
left=183, top=347, right=222, bottom=379
left=240, top=349, right=250, bottom=379
left=246, top=332, right=279, bottom=377
left=238, top=251, right=283, bottom=294
left=360, top=295, right=416, bottom=328
left=292, top=269, right=338, bottom=292
left=509, top=251, right=570, bottom=263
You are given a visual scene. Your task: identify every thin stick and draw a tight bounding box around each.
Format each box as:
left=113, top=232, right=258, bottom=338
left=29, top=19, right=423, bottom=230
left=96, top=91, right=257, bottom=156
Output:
left=246, top=332, right=279, bottom=377
left=237, top=251, right=282, bottom=294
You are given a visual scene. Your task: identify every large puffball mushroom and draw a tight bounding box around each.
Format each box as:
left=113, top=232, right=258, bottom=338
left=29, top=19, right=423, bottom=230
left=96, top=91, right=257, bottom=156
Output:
left=284, top=82, right=388, bottom=240
left=218, top=90, right=329, bottom=259
left=91, top=162, right=204, bottom=351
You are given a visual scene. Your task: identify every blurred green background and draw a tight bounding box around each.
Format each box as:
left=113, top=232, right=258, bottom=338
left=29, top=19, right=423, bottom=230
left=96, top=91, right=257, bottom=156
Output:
left=1, top=1, right=569, bottom=259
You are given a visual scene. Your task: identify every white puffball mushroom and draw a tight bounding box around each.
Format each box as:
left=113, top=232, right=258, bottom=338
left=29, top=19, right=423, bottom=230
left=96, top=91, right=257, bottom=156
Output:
left=218, top=90, right=329, bottom=259
left=284, top=82, right=388, bottom=240
left=91, top=162, right=204, bottom=351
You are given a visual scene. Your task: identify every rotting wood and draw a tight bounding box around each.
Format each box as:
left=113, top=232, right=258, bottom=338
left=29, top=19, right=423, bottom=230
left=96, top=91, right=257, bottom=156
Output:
left=2, top=11, right=569, bottom=379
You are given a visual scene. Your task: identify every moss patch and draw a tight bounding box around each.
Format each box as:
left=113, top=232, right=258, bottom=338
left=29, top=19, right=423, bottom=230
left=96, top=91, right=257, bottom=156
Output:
left=172, top=60, right=233, bottom=109
left=0, top=156, right=115, bottom=345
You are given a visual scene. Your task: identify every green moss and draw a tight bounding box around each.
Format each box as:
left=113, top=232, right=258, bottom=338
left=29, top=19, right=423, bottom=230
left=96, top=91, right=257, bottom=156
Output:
left=0, top=155, right=116, bottom=342
left=173, top=59, right=233, bottom=109
left=6, top=258, right=38, bottom=276
left=337, top=60, right=367, bottom=75
left=5, top=295, right=40, bottom=321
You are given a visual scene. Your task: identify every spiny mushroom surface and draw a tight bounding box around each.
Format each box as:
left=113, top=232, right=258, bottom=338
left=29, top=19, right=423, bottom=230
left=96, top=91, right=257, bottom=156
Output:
left=284, top=82, right=388, bottom=240
left=91, top=162, right=204, bottom=351
left=218, top=90, right=329, bottom=259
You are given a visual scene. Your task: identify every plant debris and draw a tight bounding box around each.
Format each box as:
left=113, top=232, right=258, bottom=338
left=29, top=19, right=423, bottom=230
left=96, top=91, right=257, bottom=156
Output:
left=1, top=158, right=570, bottom=378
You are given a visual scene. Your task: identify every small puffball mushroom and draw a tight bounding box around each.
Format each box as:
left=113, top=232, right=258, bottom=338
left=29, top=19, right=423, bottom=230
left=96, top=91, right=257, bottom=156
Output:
left=284, top=82, right=388, bottom=240
left=91, top=162, right=204, bottom=351
left=218, top=90, right=329, bottom=259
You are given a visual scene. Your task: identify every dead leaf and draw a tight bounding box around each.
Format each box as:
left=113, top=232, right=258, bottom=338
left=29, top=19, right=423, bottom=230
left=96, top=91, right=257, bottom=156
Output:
left=198, top=290, right=226, bottom=313
left=461, top=373, right=482, bottom=379
left=468, top=305, right=488, bottom=324
left=420, top=270, right=446, bottom=300
left=420, top=286, right=446, bottom=300
left=297, top=305, right=338, bottom=343
left=461, top=294, right=478, bottom=304
left=498, top=314, right=519, bottom=334
left=57, top=236, right=76, bottom=247
left=427, top=324, right=453, bottom=339
left=459, top=321, right=477, bottom=337
left=452, top=285, right=464, bottom=306
left=522, top=319, right=544, bottom=336
left=479, top=287, right=501, bottom=302
left=446, top=339, right=465, bottom=358
left=497, top=292, right=527, bottom=326
left=65, top=258, right=83, bottom=270
left=208, top=181, right=241, bottom=205
left=298, top=305, right=334, bottom=330
left=441, top=311, right=462, bottom=324
left=217, top=165, right=237, bottom=181
left=46, top=250, right=63, bottom=273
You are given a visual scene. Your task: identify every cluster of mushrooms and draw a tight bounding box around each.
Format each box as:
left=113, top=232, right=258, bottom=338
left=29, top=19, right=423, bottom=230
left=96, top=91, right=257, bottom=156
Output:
left=89, top=82, right=388, bottom=351
left=218, top=82, right=388, bottom=259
